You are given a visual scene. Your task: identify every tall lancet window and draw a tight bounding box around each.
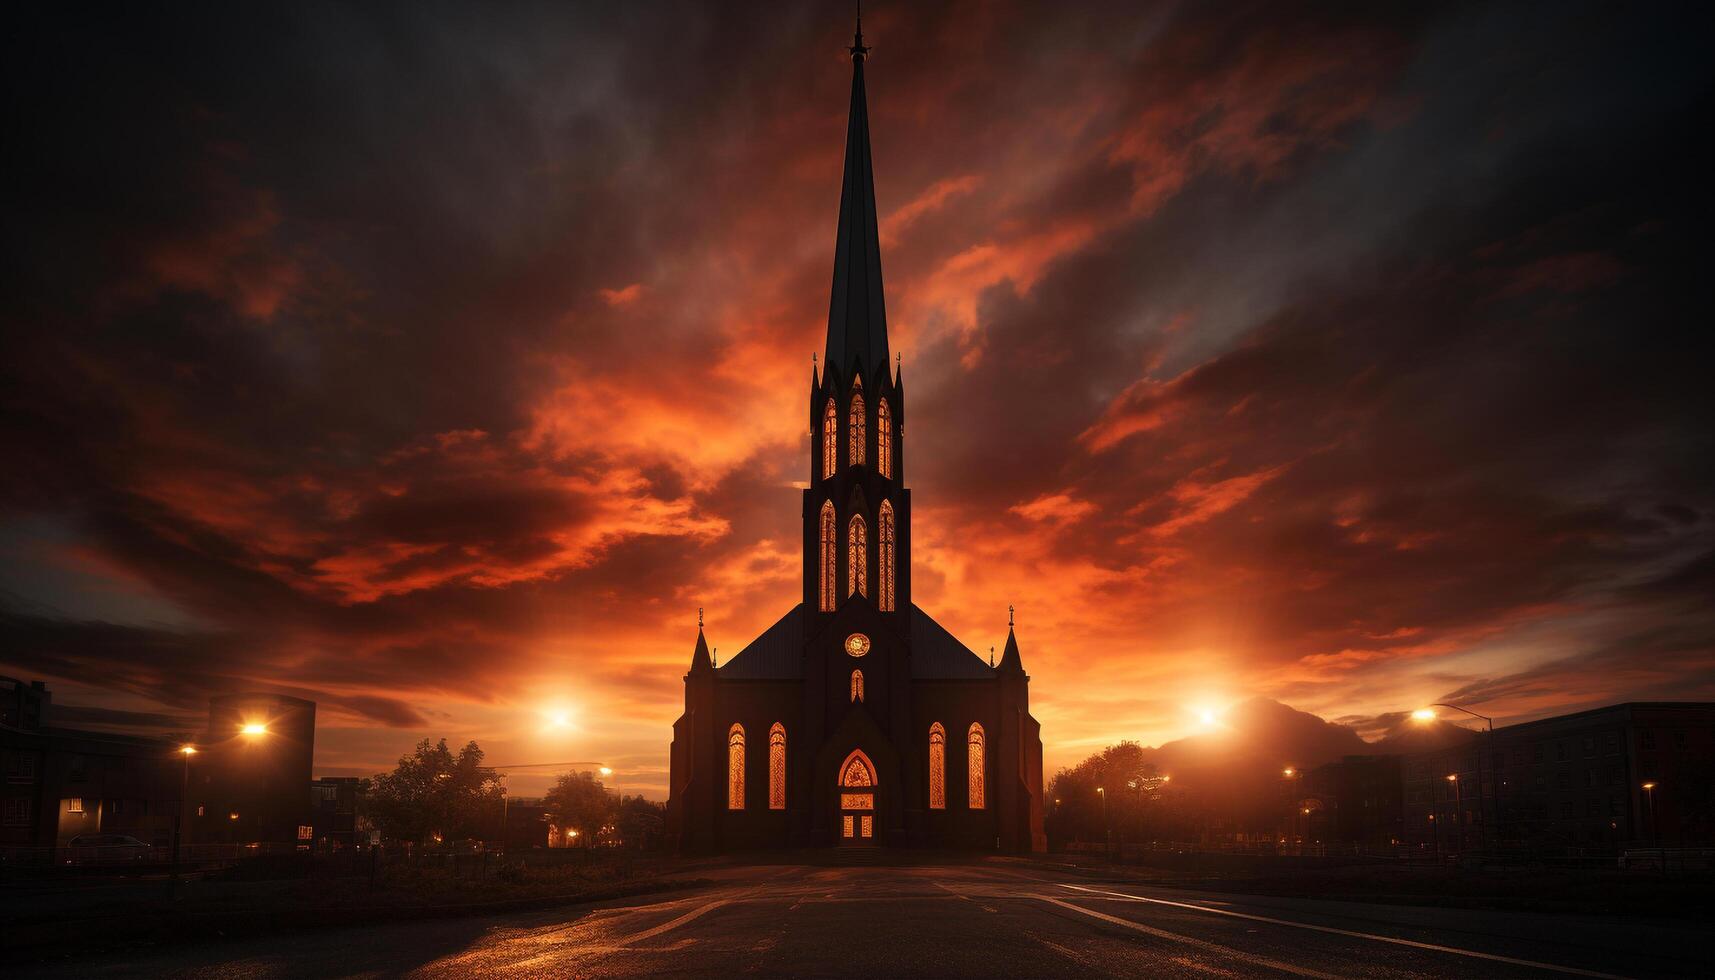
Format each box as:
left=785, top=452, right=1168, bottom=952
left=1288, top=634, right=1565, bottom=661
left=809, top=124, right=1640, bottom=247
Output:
left=819, top=502, right=837, bottom=611
left=928, top=723, right=946, bottom=809
left=848, top=514, right=867, bottom=598
left=821, top=399, right=838, bottom=479
left=768, top=723, right=786, bottom=809
left=878, top=501, right=896, bottom=612
left=727, top=724, right=746, bottom=810
left=849, top=388, right=866, bottom=467
left=968, top=723, right=986, bottom=809
left=876, top=398, right=892, bottom=478
left=851, top=670, right=864, bottom=702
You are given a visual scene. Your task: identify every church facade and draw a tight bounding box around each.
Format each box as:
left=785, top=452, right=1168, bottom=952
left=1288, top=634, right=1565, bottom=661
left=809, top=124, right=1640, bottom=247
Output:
left=667, top=28, right=1047, bottom=853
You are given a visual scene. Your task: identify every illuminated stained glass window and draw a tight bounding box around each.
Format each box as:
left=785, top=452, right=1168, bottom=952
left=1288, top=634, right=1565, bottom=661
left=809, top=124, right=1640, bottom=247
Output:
left=929, top=723, right=946, bottom=810
left=861, top=815, right=873, bottom=838
left=843, top=815, right=854, bottom=838
left=819, top=502, right=837, bottom=611
left=851, top=669, right=864, bottom=703
left=839, top=793, right=874, bottom=809
left=769, top=723, right=786, bottom=810
left=821, top=399, right=838, bottom=479
left=848, top=515, right=867, bottom=598
left=849, top=389, right=866, bottom=467
left=727, top=724, right=745, bottom=810
left=878, top=501, right=895, bottom=612
left=877, top=398, right=892, bottom=478
left=968, top=723, right=986, bottom=810
left=840, top=750, right=875, bottom=788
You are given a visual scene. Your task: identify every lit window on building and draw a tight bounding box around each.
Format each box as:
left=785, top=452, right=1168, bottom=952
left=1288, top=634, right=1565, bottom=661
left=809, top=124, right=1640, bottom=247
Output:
left=968, top=723, right=986, bottom=809
left=878, top=501, right=895, bottom=611
left=848, top=515, right=867, bottom=597
left=851, top=670, right=864, bottom=703
left=822, top=399, right=838, bottom=478
left=66, top=797, right=84, bottom=813
left=769, top=723, right=786, bottom=810
left=928, top=723, right=946, bottom=810
left=727, top=724, right=745, bottom=810
left=876, top=398, right=892, bottom=478
left=849, top=387, right=866, bottom=467
left=819, top=502, right=837, bottom=611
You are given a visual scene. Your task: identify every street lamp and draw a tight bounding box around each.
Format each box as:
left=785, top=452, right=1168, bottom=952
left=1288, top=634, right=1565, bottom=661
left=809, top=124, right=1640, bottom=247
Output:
left=240, top=723, right=268, bottom=736
left=172, top=745, right=197, bottom=878
left=1642, top=781, right=1662, bottom=871
left=1446, top=773, right=1463, bottom=854
left=1283, top=767, right=1302, bottom=846
left=1415, top=703, right=1495, bottom=849
left=1096, top=786, right=1109, bottom=861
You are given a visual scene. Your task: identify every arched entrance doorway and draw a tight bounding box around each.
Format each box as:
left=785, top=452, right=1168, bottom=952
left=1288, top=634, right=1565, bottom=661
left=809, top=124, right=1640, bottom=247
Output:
left=837, top=750, right=876, bottom=845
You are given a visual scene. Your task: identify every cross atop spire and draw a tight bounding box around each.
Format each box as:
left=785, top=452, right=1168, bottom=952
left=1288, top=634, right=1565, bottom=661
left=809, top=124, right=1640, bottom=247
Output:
left=824, top=8, right=889, bottom=381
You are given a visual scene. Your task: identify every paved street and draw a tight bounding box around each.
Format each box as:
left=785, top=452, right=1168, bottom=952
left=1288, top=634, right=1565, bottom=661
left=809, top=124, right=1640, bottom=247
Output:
left=22, top=861, right=1711, bottom=978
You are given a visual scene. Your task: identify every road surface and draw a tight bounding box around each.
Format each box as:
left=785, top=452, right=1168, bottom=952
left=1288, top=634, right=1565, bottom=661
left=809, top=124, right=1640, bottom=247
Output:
left=21, top=860, right=1710, bottom=978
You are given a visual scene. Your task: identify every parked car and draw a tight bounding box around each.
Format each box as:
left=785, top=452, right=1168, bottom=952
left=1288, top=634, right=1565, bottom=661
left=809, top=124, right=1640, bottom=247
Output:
left=65, top=834, right=153, bottom=864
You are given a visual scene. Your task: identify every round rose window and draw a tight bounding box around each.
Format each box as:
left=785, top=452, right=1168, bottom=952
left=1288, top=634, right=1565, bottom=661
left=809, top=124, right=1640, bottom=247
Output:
left=844, top=633, right=870, bottom=657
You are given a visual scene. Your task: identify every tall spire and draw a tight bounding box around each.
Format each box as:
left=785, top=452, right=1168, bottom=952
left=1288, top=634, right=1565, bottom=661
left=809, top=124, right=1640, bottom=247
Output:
left=825, top=10, right=889, bottom=381
left=998, top=606, right=1024, bottom=673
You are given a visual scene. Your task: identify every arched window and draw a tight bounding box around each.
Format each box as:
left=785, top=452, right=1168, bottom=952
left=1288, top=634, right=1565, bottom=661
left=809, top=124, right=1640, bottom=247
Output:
left=849, top=390, right=866, bottom=467
left=967, top=723, right=986, bottom=809
left=819, top=502, right=837, bottom=611
left=851, top=669, right=864, bottom=703
left=877, top=398, right=892, bottom=478
left=839, top=750, right=875, bottom=787
left=768, top=723, right=786, bottom=810
left=928, top=723, right=946, bottom=809
left=847, top=514, right=867, bottom=598
left=728, top=724, right=746, bottom=810
left=821, top=399, right=838, bottom=479
left=878, top=501, right=895, bottom=612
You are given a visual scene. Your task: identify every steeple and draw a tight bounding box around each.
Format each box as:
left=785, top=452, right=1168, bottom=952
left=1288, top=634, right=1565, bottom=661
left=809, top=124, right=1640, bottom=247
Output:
left=689, top=608, right=713, bottom=673
left=998, top=605, right=1024, bottom=674
left=824, top=12, right=890, bottom=382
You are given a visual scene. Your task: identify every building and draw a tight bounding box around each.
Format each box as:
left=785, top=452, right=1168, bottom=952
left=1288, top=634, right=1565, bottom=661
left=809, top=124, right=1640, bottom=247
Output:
left=0, top=677, right=317, bottom=854
left=666, top=25, right=1047, bottom=853
left=1302, top=755, right=1404, bottom=846
left=1403, top=702, right=1715, bottom=851
left=311, top=776, right=363, bottom=846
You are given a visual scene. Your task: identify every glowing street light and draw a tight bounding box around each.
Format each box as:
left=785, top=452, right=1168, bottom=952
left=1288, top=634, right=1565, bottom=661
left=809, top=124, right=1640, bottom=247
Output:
left=1282, top=767, right=1295, bottom=778
left=240, top=723, right=268, bottom=736
left=180, top=745, right=197, bottom=756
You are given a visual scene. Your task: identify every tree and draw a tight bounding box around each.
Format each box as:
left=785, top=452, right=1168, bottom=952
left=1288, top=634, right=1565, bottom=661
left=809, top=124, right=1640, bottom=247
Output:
left=367, top=738, right=504, bottom=846
left=545, top=770, right=613, bottom=848
left=615, top=795, right=666, bottom=850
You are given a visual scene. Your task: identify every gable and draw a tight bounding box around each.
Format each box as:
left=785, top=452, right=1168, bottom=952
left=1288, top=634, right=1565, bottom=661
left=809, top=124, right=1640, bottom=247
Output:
left=718, top=604, right=804, bottom=679
left=910, top=604, right=995, bottom=679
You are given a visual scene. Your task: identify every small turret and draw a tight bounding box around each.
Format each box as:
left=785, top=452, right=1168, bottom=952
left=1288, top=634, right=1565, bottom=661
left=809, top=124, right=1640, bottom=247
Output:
left=689, top=607, right=714, bottom=674
left=997, top=605, right=1024, bottom=674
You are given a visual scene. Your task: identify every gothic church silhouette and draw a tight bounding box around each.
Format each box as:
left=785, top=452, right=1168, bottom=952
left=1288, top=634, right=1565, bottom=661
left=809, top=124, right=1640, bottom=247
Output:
left=667, top=23, right=1046, bottom=852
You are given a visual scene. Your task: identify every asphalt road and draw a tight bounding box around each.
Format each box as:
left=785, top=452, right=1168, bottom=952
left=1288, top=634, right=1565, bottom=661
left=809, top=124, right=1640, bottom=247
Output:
left=21, top=861, right=1711, bottom=978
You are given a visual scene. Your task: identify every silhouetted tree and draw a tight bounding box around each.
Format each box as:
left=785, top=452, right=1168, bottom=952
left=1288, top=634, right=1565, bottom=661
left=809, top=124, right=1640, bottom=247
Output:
left=615, top=794, right=666, bottom=850
left=368, top=738, right=503, bottom=846
left=545, top=770, right=613, bottom=848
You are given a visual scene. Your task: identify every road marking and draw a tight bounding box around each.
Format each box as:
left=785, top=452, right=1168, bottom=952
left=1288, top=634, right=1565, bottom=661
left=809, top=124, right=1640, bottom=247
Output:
left=1058, top=884, right=1631, bottom=980
left=608, top=898, right=729, bottom=947
left=1044, top=898, right=1344, bottom=979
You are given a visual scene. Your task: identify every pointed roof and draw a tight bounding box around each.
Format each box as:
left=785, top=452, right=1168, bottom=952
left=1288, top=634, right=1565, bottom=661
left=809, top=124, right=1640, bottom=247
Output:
left=689, top=618, right=713, bottom=673
left=824, top=22, right=890, bottom=381
left=998, top=625, right=1024, bottom=674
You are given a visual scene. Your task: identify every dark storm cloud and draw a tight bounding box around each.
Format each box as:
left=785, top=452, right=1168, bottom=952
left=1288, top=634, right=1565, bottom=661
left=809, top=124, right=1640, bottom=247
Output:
left=1, top=1, right=1710, bottom=783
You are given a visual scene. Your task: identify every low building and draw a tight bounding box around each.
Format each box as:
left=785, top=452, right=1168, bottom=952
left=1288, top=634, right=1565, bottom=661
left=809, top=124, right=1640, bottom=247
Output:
left=311, top=776, right=363, bottom=846
left=1403, top=701, right=1714, bottom=852
left=1303, top=755, right=1404, bottom=846
left=0, top=677, right=318, bottom=855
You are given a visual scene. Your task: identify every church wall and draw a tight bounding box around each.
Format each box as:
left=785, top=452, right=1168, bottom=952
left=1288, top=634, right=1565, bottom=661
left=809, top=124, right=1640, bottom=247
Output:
left=713, top=679, right=801, bottom=851
left=909, top=679, right=1005, bottom=849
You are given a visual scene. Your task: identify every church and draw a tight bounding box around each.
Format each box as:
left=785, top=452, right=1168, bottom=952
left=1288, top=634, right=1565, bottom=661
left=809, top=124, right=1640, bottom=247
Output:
left=667, top=25, right=1047, bottom=853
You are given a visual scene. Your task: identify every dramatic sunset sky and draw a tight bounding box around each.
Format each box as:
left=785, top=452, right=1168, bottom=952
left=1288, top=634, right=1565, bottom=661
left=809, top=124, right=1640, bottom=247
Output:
left=3, top=2, right=1711, bottom=798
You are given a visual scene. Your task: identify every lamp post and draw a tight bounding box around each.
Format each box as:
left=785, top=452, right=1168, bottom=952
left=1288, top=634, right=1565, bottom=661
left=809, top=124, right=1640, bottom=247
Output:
left=485, top=761, right=610, bottom=851
left=1446, top=773, right=1463, bottom=855
left=1283, top=767, right=1301, bottom=848
left=1416, top=703, right=1495, bottom=850
left=1097, top=786, right=1108, bottom=861
left=1641, top=781, right=1662, bottom=872
left=172, top=745, right=196, bottom=884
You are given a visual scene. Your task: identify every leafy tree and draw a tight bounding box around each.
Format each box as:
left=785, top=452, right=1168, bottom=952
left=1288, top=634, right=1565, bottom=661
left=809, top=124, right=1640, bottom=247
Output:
left=368, top=738, right=503, bottom=845
left=615, top=794, right=666, bottom=850
left=545, top=770, right=613, bottom=848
